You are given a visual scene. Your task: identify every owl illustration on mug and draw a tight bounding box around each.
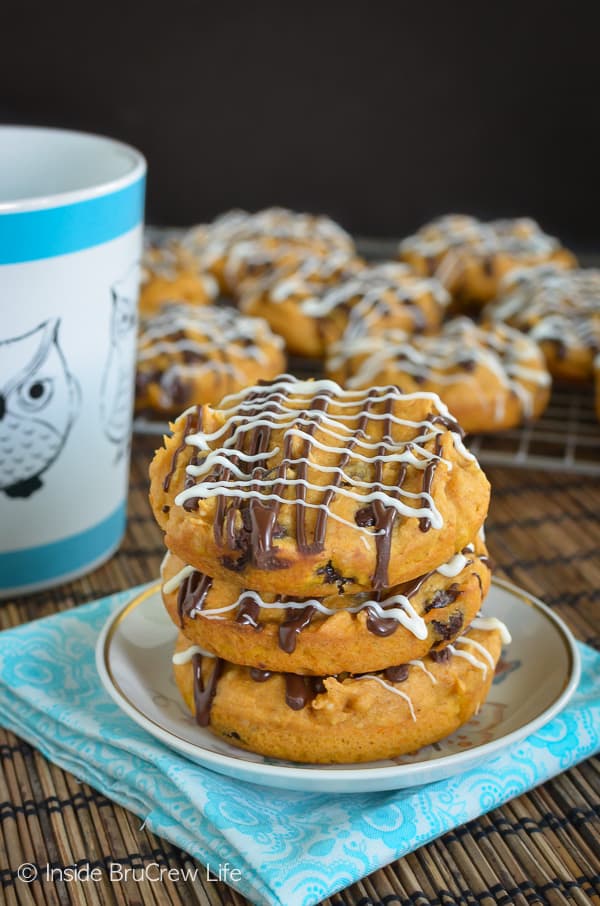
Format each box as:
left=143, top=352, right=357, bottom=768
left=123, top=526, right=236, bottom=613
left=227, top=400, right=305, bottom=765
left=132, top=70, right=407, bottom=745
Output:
left=0, top=319, right=80, bottom=498
left=100, top=265, right=138, bottom=457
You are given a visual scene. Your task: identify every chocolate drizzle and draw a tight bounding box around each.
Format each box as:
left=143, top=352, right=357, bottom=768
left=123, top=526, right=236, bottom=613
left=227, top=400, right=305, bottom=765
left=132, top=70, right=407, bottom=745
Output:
left=166, top=374, right=191, bottom=407
left=428, top=412, right=464, bottom=438
left=236, top=595, right=262, bottom=628
left=284, top=674, right=310, bottom=710
left=177, top=571, right=213, bottom=626
left=371, top=393, right=404, bottom=589
left=182, top=451, right=202, bottom=511
left=279, top=605, right=317, bottom=653
left=249, top=669, right=324, bottom=709
left=397, top=570, right=435, bottom=600
left=295, top=393, right=331, bottom=553
left=312, top=398, right=374, bottom=549
left=171, top=380, right=467, bottom=587
left=192, top=654, right=223, bottom=726
left=419, top=433, right=443, bottom=532
left=365, top=605, right=402, bottom=637
left=163, top=412, right=194, bottom=492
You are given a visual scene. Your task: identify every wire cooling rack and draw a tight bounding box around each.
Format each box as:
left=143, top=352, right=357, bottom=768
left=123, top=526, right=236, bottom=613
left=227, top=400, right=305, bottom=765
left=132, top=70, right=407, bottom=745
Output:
left=468, top=386, right=600, bottom=475
left=136, top=229, right=600, bottom=476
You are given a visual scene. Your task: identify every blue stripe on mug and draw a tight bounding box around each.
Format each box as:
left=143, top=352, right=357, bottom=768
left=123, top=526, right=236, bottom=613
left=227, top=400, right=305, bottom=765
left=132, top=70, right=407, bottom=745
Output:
left=0, top=177, right=145, bottom=264
left=0, top=503, right=126, bottom=589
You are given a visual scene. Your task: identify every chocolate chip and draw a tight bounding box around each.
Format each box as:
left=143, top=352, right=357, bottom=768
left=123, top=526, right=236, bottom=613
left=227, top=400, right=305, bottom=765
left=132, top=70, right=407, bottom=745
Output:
left=430, top=647, right=452, bottom=664
left=355, top=505, right=376, bottom=527
left=221, top=554, right=248, bottom=573
left=257, top=555, right=291, bottom=571
left=182, top=349, right=207, bottom=364
left=432, top=610, right=464, bottom=641
left=166, top=375, right=191, bottom=405
left=423, top=583, right=460, bottom=613
left=250, top=668, right=271, bottom=682
left=135, top=368, right=161, bottom=395
left=316, top=560, right=354, bottom=593
left=311, top=677, right=326, bottom=695
left=384, top=664, right=409, bottom=683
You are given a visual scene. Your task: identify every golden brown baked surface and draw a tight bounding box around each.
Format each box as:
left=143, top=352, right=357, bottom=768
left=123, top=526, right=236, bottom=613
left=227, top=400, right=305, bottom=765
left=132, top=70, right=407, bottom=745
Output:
left=398, top=214, right=576, bottom=308
left=327, top=318, right=552, bottom=433
left=179, top=207, right=355, bottom=291
left=224, top=237, right=364, bottom=298
left=139, top=243, right=219, bottom=316
left=149, top=375, right=490, bottom=595
left=172, top=624, right=503, bottom=763
left=240, top=262, right=449, bottom=357
left=484, top=265, right=600, bottom=384
left=135, top=303, right=286, bottom=417
left=161, top=535, right=491, bottom=674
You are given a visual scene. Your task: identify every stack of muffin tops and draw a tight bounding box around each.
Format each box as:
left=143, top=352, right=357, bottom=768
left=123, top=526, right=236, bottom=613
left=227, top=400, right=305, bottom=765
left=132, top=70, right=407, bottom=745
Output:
left=150, top=374, right=511, bottom=764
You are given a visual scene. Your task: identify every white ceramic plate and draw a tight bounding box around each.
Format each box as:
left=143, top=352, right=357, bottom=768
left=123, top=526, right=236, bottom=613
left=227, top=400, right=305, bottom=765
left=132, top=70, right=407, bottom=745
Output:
left=96, top=578, right=580, bottom=793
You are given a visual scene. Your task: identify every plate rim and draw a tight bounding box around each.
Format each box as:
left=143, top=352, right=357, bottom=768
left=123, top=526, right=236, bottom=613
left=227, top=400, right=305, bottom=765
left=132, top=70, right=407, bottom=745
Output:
left=95, top=576, right=581, bottom=788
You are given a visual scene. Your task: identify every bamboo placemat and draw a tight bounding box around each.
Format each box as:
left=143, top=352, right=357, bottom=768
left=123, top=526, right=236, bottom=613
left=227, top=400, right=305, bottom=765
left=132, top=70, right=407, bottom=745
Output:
left=1, top=436, right=599, bottom=906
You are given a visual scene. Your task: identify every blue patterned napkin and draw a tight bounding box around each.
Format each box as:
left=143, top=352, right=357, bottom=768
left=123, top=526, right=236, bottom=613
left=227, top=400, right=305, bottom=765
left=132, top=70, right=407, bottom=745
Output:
left=0, top=587, right=598, bottom=906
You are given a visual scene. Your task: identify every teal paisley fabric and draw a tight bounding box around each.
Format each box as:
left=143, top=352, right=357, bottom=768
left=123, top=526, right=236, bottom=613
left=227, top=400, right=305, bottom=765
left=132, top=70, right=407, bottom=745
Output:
left=0, top=587, right=598, bottom=906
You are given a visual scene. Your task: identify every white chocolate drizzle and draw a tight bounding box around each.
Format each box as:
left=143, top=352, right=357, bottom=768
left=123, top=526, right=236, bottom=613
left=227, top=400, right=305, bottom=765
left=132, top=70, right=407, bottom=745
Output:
left=161, top=538, right=487, bottom=639
left=399, top=214, right=561, bottom=261
left=163, top=570, right=430, bottom=638
left=172, top=644, right=216, bottom=665
left=329, top=318, right=551, bottom=422
left=180, top=207, right=354, bottom=270
left=163, top=564, right=196, bottom=596
left=436, top=544, right=474, bottom=577
left=166, top=376, right=482, bottom=590
left=352, top=675, right=417, bottom=721
left=136, top=303, right=284, bottom=406
left=179, top=614, right=509, bottom=719
left=487, top=266, right=600, bottom=356
left=408, top=659, right=437, bottom=683
left=174, top=378, right=477, bottom=536
left=300, top=263, right=449, bottom=317
left=230, top=241, right=361, bottom=295
left=471, top=615, right=512, bottom=645
left=141, top=242, right=219, bottom=299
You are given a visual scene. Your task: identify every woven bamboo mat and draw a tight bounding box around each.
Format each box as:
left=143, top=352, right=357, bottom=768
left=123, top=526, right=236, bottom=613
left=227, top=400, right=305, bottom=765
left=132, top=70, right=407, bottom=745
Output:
left=1, top=436, right=599, bottom=906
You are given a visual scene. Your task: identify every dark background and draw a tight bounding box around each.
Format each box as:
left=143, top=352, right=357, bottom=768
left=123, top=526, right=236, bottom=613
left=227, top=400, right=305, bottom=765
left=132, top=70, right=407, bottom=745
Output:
left=3, top=2, right=599, bottom=249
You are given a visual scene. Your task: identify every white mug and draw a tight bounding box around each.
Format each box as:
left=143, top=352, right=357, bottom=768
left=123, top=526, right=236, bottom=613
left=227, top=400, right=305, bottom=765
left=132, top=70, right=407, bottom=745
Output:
left=0, top=126, right=146, bottom=597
